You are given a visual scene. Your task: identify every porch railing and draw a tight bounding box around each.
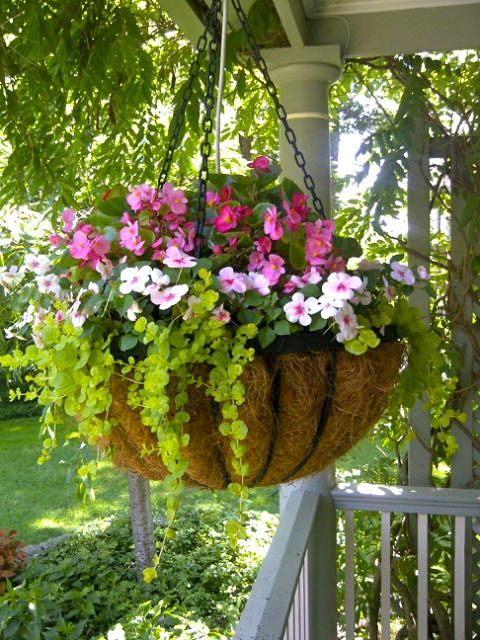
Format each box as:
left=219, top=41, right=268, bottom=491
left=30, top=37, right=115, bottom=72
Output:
left=234, top=482, right=480, bottom=640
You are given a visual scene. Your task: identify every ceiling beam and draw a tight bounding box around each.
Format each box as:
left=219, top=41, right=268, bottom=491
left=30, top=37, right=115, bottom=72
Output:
left=160, top=0, right=205, bottom=42
left=308, top=3, right=480, bottom=57
left=271, top=0, right=308, bottom=47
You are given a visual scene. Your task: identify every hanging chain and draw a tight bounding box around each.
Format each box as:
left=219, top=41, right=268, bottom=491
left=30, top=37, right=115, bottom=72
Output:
left=156, top=2, right=219, bottom=191
left=231, top=0, right=327, bottom=220
left=196, top=0, right=221, bottom=243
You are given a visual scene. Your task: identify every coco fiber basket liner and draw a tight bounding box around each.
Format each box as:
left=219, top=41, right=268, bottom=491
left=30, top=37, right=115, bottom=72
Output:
left=102, top=337, right=404, bottom=489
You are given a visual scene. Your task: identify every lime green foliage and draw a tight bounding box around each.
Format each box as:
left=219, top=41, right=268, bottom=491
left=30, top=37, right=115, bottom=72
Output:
left=0, top=504, right=277, bottom=640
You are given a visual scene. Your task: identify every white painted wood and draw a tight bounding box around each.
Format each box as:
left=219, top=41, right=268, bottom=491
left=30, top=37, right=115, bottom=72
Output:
left=380, top=512, right=391, bottom=640
left=304, top=0, right=478, bottom=17
left=417, top=514, right=429, bottom=640
left=332, top=483, right=480, bottom=516
left=345, top=511, right=355, bottom=640
left=454, top=516, right=466, bottom=640
left=272, top=0, right=308, bottom=47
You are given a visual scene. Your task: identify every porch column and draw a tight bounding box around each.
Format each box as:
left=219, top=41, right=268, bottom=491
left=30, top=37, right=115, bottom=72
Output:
left=265, top=46, right=342, bottom=640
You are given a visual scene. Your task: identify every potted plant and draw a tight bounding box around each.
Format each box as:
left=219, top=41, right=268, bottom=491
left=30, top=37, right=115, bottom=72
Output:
left=1, top=156, right=438, bottom=555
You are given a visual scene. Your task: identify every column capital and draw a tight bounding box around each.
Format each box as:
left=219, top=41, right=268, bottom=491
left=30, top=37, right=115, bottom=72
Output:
left=263, top=45, right=342, bottom=85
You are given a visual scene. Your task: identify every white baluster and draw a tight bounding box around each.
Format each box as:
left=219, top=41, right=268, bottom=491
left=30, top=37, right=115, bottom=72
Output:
left=381, top=511, right=391, bottom=640
left=417, top=514, right=429, bottom=639
left=345, top=510, right=355, bottom=640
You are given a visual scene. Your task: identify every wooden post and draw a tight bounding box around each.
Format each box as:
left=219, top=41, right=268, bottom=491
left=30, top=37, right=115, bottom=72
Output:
left=128, top=471, right=155, bottom=581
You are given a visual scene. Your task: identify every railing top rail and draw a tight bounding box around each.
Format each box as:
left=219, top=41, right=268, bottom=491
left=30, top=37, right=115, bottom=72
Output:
left=233, top=486, right=322, bottom=640
left=332, top=482, right=480, bottom=516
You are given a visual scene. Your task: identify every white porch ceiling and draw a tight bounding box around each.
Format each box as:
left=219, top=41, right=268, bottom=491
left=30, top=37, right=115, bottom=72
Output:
left=160, top=0, right=480, bottom=57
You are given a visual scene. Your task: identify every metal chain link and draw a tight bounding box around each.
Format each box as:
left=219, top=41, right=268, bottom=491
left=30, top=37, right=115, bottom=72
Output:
left=196, top=0, right=221, bottom=243
left=231, top=0, right=327, bottom=220
left=156, top=2, right=218, bottom=191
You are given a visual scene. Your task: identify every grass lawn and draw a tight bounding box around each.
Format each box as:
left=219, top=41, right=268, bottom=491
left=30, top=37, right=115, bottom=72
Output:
left=0, top=414, right=390, bottom=546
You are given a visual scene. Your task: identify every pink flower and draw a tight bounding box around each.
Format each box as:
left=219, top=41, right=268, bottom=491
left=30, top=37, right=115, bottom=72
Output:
left=212, top=244, right=223, bottom=255
left=119, top=221, right=145, bottom=256
left=335, top=303, right=358, bottom=342
left=246, top=272, right=271, bottom=295
left=214, top=205, right=238, bottom=233
left=236, top=205, right=253, bottom=220
left=248, top=155, right=270, bottom=173
left=382, top=276, right=395, bottom=302
left=254, top=237, right=272, bottom=254
left=24, top=254, right=51, bottom=275
left=163, top=245, right=197, bottom=269
left=417, top=265, right=429, bottom=280
left=62, top=208, right=76, bottom=233
left=322, top=272, right=363, bottom=303
left=263, top=205, right=283, bottom=241
left=163, top=183, right=188, bottom=214
left=261, top=254, right=285, bottom=286
left=248, top=251, right=265, bottom=272
left=36, top=274, right=61, bottom=297
left=228, top=237, right=238, bottom=248
left=127, top=184, right=160, bottom=212
left=391, top=262, right=415, bottom=285
left=55, top=310, right=66, bottom=323
left=212, top=304, right=231, bottom=323
left=49, top=234, right=62, bottom=247
left=70, top=230, right=91, bottom=260
left=206, top=191, right=220, bottom=207
left=91, top=235, right=110, bottom=256
left=220, top=185, right=232, bottom=202
left=150, top=284, right=189, bottom=309
left=218, top=267, right=247, bottom=294
left=283, top=292, right=319, bottom=326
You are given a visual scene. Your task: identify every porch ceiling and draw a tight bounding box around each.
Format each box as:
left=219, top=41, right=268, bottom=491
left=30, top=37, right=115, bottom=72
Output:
left=161, top=0, right=480, bottom=57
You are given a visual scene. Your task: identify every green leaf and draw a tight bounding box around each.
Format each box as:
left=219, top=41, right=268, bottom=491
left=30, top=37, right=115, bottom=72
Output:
left=258, top=327, right=276, bottom=348
left=119, top=334, right=138, bottom=352
left=289, top=242, right=306, bottom=270
left=281, top=177, right=303, bottom=199
left=143, top=567, right=157, bottom=584
left=274, top=320, right=290, bottom=336
left=244, top=290, right=264, bottom=307
left=309, top=315, right=327, bottom=332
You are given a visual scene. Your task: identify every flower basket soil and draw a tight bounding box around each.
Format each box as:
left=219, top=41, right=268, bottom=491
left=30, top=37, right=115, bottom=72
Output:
left=102, top=339, right=403, bottom=489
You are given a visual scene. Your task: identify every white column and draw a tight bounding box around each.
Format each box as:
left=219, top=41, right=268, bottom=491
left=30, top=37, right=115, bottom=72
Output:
left=265, top=45, right=342, bottom=640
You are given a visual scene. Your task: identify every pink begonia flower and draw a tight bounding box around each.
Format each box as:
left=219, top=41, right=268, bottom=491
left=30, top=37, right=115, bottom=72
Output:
left=206, top=191, right=221, bottom=207
left=119, top=221, right=145, bottom=256
left=248, top=251, right=265, bottom=272
left=262, top=254, right=285, bottom=286
left=49, top=234, right=62, bottom=247
left=69, top=231, right=91, bottom=260
left=317, top=294, right=340, bottom=319
left=305, top=236, right=332, bottom=265
left=254, top=236, right=272, bottom=254
left=96, top=259, right=114, bottom=281
left=220, top=185, right=232, bottom=202
left=382, top=276, right=395, bottom=302
left=91, top=235, right=110, bottom=256
left=36, top=274, right=61, bottom=297
left=263, top=205, right=283, bottom=241
left=214, top=205, right=238, bottom=233
left=163, top=245, right=197, bottom=269
left=212, top=244, right=223, bottom=255
left=55, top=310, right=66, bottom=323
left=283, top=280, right=296, bottom=294
left=127, top=184, right=160, bottom=212
left=150, top=284, right=189, bottom=309
left=119, top=266, right=152, bottom=295
left=62, top=208, right=76, bottom=233
left=417, top=265, right=429, bottom=280
left=163, top=184, right=188, bottom=215
left=218, top=267, right=247, bottom=294
left=126, top=302, right=142, bottom=321
left=335, top=303, right=358, bottom=343
left=283, top=292, right=320, bottom=327
left=248, top=156, right=271, bottom=173
left=121, top=211, right=134, bottom=224
left=24, top=254, right=51, bottom=275
left=246, top=272, right=271, bottom=296
left=390, top=261, right=415, bottom=285
left=212, top=304, right=231, bottom=323
left=236, top=205, right=253, bottom=220
left=322, top=272, right=363, bottom=303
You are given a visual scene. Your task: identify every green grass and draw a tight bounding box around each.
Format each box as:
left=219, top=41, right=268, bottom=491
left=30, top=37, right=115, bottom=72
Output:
left=0, top=414, right=388, bottom=546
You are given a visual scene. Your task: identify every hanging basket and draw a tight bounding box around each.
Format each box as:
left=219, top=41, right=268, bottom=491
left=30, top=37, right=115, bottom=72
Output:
left=100, top=338, right=403, bottom=489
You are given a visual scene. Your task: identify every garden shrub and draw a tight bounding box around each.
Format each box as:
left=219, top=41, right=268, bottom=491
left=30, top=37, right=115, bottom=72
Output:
left=0, top=504, right=276, bottom=639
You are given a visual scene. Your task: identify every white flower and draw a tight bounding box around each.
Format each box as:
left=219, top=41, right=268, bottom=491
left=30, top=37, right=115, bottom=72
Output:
left=212, top=304, right=231, bottom=323
left=126, top=302, right=142, bottom=321
left=163, top=246, right=197, bottom=269
left=322, top=272, right=363, bottom=303
left=246, top=272, right=271, bottom=296
left=36, top=274, right=61, bottom=297
left=150, top=284, right=188, bottom=310
left=183, top=295, right=202, bottom=321
left=283, top=292, right=320, bottom=327
left=351, top=276, right=372, bottom=306
left=96, top=259, right=114, bottom=281
left=150, top=268, right=170, bottom=287
left=119, top=266, right=152, bottom=295
left=335, top=303, right=358, bottom=342
left=317, top=294, right=340, bottom=319
left=107, top=624, right=126, bottom=640
left=24, top=254, right=51, bottom=275
left=390, top=261, right=415, bottom=285
left=417, top=265, right=429, bottom=280
left=0, top=265, right=25, bottom=290
left=67, top=300, right=87, bottom=327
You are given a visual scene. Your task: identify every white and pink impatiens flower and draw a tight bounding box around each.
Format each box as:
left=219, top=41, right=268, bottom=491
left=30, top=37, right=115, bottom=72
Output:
left=390, top=261, right=415, bottom=285
left=36, top=274, right=61, bottom=297
left=119, top=266, right=152, bottom=295
left=335, top=303, right=358, bottom=343
left=212, top=304, right=231, bottom=323
left=24, top=254, right=51, bottom=275
left=322, top=272, right=363, bottom=303
left=163, top=246, right=197, bottom=269
left=283, top=292, right=321, bottom=327
left=150, top=284, right=189, bottom=310
left=218, top=267, right=247, bottom=295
